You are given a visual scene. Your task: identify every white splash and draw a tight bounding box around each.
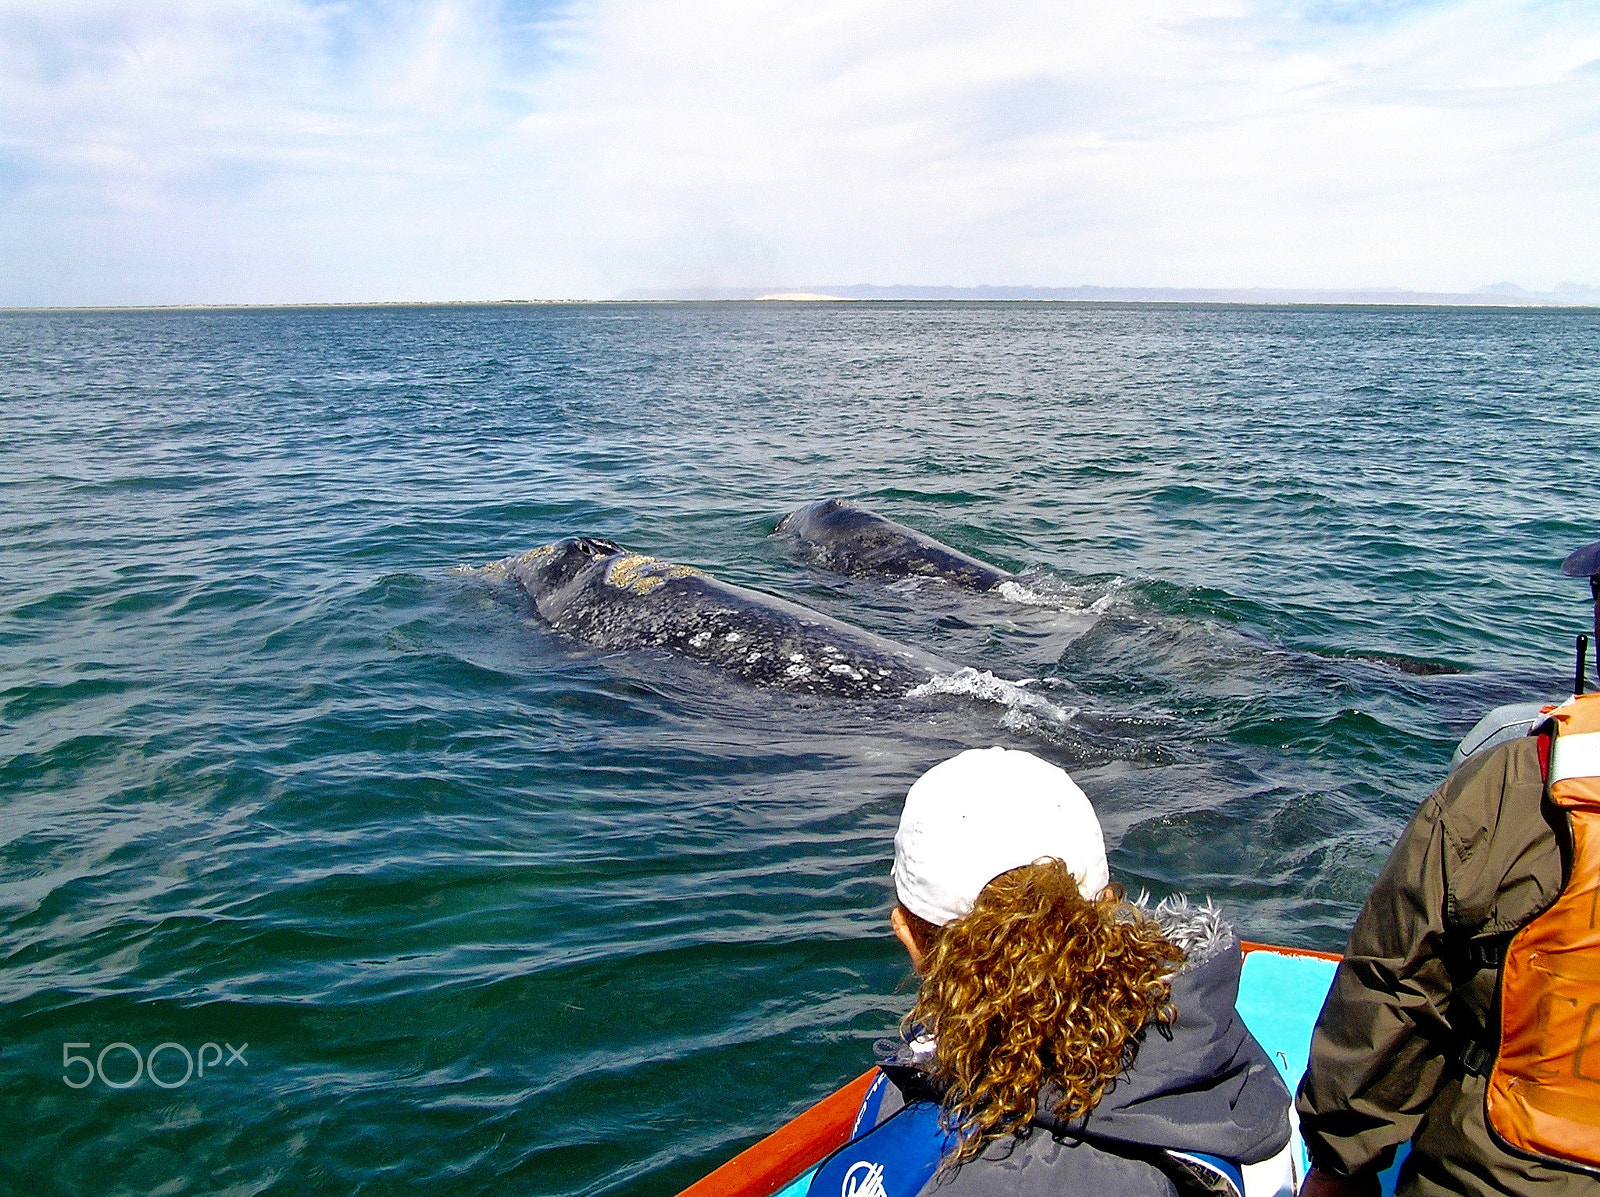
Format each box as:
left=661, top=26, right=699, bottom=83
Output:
left=996, top=573, right=1124, bottom=614
left=995, top=579, right=1066, bottom=607
left=908, top=667, right=1079, bottom=727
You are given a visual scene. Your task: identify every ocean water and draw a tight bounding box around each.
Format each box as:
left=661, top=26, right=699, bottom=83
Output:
left=1, top=302, right=1596, bottom=1197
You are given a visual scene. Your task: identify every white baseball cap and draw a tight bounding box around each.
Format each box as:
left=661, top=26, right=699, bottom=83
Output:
left=892, top=747, right=1109, bottom=926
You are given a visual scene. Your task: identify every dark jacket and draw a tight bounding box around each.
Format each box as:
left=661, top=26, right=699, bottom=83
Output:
left=1295, top=736, right=1596, bottom=1196
left=873, top=899, right=1292, bottom=1196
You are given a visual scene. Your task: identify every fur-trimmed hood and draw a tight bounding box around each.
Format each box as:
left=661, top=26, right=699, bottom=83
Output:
left=1147, top=894, right=1233, bottom=971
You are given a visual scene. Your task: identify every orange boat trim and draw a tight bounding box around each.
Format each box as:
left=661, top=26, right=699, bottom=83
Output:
left=677, top=1068, right=879, bottom=1197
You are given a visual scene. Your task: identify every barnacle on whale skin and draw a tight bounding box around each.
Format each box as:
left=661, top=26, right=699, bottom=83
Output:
left=520, top=544, right=558, bottom=562
left=603, top=553, right=705, bottom=595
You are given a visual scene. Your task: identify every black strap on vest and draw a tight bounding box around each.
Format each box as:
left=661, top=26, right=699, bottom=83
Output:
left=1450, top=932, right=1512, bottom=1076
left=1460, top=934, right=1509, bottom=973
left=1459, top=1037, right=1496, bottom=1077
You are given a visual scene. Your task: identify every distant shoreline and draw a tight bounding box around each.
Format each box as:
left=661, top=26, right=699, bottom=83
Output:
left=4, top=289, right=1599, bottom=313
left=623, top=282, right=1600, bottom=306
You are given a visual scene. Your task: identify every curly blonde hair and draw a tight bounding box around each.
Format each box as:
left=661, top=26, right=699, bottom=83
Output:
left=902, top=858, right=1181, bottom=1164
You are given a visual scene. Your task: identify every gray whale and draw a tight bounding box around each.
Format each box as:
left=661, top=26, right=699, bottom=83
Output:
left=775, top=499, right=1011, bottom=591
left=503, top=536, right=955, bottom=697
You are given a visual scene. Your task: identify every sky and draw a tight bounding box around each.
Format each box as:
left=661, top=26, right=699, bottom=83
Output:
left=1, top=0, right=1598, bottom=305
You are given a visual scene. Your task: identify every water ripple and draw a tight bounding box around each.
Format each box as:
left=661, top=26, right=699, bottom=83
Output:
left=1, top=303, right=1596, bottom=1196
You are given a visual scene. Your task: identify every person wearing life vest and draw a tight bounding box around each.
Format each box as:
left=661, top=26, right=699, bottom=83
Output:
left=808, top=747, right=1292, bottom=1197
left=1297, top=692, right=1600, bottom=1196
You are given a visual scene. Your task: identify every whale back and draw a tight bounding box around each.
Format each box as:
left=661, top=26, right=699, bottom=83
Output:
left=776, top=500, right=1010, bottom=591
left=506, top=538, right=953, bottom=697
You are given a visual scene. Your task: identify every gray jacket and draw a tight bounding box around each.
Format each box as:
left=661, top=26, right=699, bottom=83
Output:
left=872, top=899, right=1292, bottom=1196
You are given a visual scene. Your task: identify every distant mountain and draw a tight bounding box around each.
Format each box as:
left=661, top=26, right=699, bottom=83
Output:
left=614, top=283, right=1600, bottom=306
left=1551, top=282, right=1600, bottom=304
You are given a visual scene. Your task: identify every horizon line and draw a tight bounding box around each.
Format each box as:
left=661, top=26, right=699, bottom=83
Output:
left=7, top=281, right=1600, bottom=313
left=6, top=298, right=1600, bottom=314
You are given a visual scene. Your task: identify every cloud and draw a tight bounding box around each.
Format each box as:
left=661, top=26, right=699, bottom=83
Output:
left=0, top=0, right=1596, bottom=303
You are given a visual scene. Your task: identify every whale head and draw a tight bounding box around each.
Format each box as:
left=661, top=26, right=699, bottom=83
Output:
left=775, top=498, right=855, bottom=537
left=508, top=536, right=624, bottom=600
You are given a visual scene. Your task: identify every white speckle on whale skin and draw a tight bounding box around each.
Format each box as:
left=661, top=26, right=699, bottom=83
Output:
left=723, top=632, right=743, bottom=643
left=827, top=664, right=863, bottom=679
left=689, top=631, right=712, bottom=648
left=746, top=651, right=762, bottom=663
left=788, top=653, right=805, bottom=663
left=785, top=663, right=813, bottom=678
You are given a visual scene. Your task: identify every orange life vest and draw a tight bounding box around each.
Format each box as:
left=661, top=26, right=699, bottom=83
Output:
left=1486, top=691, right=1600, bottom=1171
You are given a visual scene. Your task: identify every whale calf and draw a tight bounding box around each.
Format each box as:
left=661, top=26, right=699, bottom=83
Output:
left=502, top=536, right=956, bottom=697
left=775, top=499, right=1011, bottom=591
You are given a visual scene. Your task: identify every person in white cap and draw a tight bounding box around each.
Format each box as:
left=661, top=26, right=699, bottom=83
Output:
left=807, top=747, right=1291, bottom=1197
